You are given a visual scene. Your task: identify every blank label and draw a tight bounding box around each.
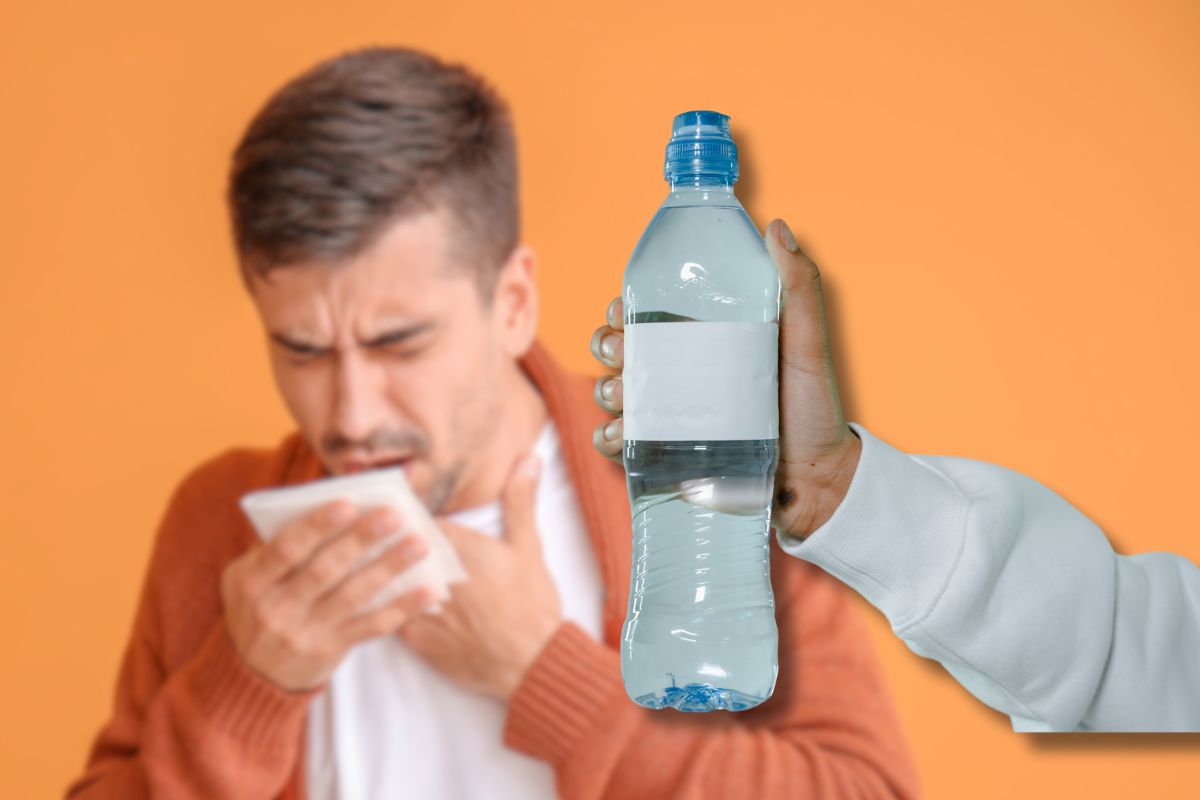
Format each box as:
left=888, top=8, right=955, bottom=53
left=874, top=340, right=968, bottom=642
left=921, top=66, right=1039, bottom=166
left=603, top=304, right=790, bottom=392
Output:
left=623, top=321, right=778, bottom=441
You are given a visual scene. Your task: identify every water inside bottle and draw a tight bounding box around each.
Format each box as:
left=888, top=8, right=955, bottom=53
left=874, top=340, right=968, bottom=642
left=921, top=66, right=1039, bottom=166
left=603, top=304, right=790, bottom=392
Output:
left=621, top=438, right=779, bottom=711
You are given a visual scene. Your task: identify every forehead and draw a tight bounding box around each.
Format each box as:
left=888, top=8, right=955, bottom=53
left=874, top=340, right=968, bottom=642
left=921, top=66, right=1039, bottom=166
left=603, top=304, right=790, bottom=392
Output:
left=248, top=206, right=471, bottom=331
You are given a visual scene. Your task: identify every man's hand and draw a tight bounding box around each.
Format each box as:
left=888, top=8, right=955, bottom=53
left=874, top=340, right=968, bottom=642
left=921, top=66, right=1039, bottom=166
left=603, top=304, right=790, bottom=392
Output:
left=221, top=500, right=436, bottom=692
left=589, top=218, right=861, bottom=541
left=397, top=454, right=562, bottom=700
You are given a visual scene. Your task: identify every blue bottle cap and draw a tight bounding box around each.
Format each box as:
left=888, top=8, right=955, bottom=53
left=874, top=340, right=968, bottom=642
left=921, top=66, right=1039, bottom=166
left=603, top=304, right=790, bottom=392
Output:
left=664, top=110, right=739, bottom=182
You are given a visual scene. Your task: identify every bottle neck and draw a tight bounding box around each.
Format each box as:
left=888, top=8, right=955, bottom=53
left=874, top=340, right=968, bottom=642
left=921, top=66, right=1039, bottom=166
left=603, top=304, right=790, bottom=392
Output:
left=665, top=174, right=739, bottom=207
left=668, top=173, right=735, bottom=191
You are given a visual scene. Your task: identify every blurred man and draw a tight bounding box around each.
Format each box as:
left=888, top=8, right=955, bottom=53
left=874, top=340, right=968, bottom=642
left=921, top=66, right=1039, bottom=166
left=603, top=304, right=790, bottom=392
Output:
left=68, top=47, right=920, bottom=798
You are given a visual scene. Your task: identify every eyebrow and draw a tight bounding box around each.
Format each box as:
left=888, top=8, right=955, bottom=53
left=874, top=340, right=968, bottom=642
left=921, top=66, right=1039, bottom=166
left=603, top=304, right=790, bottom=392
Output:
left=270, top=321, right=436, bottom=352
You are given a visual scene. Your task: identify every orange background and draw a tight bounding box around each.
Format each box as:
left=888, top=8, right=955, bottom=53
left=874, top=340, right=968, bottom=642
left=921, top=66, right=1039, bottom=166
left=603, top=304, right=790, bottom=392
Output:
left=3, top=0, right=1198, bottom=796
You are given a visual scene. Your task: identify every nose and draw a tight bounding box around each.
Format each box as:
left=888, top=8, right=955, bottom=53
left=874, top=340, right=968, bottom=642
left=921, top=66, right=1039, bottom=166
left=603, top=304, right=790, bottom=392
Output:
left=330, top=347, right=388, bottom=446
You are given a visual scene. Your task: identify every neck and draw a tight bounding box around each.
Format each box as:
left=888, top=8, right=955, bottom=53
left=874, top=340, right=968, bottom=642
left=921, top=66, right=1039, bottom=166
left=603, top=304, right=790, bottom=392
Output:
left=439, top=354, right=549, bottom=514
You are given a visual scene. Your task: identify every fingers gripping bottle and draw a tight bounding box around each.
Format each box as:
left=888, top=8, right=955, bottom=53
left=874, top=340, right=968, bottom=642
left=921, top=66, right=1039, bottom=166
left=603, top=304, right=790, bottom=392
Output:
left=620, top=110, right=781, bottom=712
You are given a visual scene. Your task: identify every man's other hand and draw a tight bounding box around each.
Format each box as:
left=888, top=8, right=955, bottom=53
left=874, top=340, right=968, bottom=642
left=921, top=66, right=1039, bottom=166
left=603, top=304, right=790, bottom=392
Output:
left=398, top=454, right=562, bottom=699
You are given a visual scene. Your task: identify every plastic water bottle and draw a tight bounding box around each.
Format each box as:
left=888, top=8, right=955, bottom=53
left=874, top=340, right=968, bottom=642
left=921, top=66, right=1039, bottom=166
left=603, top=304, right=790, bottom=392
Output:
left=619, top=110, right=781, bottom=712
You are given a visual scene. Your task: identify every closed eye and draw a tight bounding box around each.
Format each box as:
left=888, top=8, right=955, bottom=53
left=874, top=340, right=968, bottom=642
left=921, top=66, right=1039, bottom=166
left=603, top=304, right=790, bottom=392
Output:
left=269, top=334, right=328, bottom=363
left=363, top=323, right=435, bottom=348
left=269, top=322, right=435, bottom=363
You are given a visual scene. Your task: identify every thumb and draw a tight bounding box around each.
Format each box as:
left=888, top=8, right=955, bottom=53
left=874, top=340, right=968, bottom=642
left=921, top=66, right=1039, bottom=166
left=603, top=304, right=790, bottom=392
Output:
left=765, top=218, right=832, bottom=366
left=764, top=218, right=851, bottom=462
left=501, top=453, right=542, bottom=552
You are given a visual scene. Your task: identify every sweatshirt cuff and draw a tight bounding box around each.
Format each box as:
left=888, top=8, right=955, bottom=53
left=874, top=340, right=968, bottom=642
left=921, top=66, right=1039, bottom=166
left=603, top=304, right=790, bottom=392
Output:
left=503, top=621, right=625, bottom=765
left=776, top=421, right=972, bottom=630
left=180, top=620, right=322, bottom=752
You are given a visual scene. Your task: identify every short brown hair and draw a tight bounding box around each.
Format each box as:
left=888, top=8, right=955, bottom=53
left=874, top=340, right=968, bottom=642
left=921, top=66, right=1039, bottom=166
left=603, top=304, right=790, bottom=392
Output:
left=227, top=46, right=519, bottom=291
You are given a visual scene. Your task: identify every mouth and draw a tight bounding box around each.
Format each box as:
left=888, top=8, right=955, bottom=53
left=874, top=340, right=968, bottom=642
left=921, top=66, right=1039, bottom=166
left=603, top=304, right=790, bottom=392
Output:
left=341, top=456, right=414, bottom=476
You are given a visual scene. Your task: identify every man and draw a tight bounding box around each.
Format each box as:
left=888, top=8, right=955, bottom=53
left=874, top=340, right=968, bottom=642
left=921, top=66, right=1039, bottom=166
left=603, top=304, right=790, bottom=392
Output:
left=68, top=47, right=921, bottom=798
left=590, top=220, right=1200, bottom=733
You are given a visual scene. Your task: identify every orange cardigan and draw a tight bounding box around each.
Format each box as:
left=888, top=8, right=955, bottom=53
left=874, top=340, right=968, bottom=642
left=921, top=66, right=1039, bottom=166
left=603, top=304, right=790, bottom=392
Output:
left=67, top=341, right=920, bottom=799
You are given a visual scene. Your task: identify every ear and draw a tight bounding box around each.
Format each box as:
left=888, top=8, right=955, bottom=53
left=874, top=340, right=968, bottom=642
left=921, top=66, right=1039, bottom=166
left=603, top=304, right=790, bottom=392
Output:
left=490, top=243, right=539, bottom=358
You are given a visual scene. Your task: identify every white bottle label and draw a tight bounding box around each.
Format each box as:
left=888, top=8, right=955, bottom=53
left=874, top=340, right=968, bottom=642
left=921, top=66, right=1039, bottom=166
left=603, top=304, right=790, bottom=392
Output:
left=622, top=321, right=779, bottom=441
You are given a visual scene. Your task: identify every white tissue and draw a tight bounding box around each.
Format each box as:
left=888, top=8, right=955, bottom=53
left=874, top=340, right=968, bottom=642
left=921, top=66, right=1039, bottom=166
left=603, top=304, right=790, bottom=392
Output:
left=239, top=467, right=466, bottom=611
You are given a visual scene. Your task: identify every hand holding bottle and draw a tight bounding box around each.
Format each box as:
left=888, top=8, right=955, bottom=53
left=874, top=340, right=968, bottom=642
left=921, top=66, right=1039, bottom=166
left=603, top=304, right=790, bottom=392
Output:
left=590, top=218, right=862, bottom=543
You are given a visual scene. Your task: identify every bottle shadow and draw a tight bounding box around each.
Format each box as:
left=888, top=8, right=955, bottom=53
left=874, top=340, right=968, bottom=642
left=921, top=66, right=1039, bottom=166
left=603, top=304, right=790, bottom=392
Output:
left=1029, top=732, right=1200, bottom=750
left=736, top=128, right=762, bottom=216
left=738, top=130, right=861, bottom=424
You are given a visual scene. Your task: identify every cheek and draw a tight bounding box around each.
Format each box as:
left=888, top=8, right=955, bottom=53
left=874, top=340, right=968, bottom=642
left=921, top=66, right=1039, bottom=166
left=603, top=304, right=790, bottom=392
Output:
left=387, top=316, right=504, bottom=454
left=429, top=342, right=502, bottom=445
left=380, top=358, right=457, bottom=442
left=457, top=350, right=505, bottom=433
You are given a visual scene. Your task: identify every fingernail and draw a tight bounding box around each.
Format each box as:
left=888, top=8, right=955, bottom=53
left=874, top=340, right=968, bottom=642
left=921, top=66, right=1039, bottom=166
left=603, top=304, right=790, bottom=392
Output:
left=679, top=478, right=713, bottom=502
left=599, top=335, right=617, bottom=360
left=603, top=419, right=620, bottom=441
left=606, top=298, right=620, bottom=327
left=373, top=509, right=400, bottom=535
left=600, top=378, right=615, bottom=401
left=401, top=535, right=426, bottom=560
left=522, top=454, right=542, bottom=478
left=778, top=220, right=800, bottom=254
left=421, top=588, right=444, bottom=613
left=327, top=501, right=355, bottom=526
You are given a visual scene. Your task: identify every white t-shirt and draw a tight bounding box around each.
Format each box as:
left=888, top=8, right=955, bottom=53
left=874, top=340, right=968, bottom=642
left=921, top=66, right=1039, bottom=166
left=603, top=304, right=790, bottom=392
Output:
left=305, top=422, right=605, bottom=798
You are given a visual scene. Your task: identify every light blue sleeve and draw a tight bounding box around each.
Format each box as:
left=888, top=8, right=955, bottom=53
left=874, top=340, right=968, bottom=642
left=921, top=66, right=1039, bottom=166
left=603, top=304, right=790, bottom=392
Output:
left=777, top=422, right=1200, bottom=732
